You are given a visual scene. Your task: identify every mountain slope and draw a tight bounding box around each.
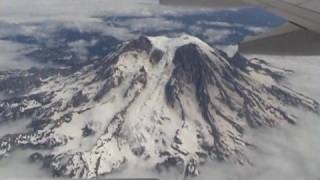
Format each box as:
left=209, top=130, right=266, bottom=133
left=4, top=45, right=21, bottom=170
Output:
left=0, top=35, right=318, bottom=178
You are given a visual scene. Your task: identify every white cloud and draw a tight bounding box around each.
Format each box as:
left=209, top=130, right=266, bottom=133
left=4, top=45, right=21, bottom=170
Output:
left=198, top=20, right=270, bottom=34
left=0, top=40, right=42, bottom=71
left=0, top=0, right=207, bottom=70
left=0, top=150, right=50, bottom=179
left=0, top=0, right=158, bottom=23
left=193, top=109, right=320, bottom=180
left=245, top=55, right=320, bottom=101
left=0, top=0, right=209, bottom=39
left=117, top=16, right=185, bottom=32
left=64, top=22, right=136, bottom=41
left=192, top=54, right=320, bottom=180
left=0, top=0, right=207, bottom=24
left=0, top=1, right=319, bottom=179
left=68, top=40, right=92, bottom=61
left=202, top=28, right=232, bottom=42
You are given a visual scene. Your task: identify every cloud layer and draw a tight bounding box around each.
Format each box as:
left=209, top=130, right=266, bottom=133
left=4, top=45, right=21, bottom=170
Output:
left=2, top=1, right=318, bottom=180
left=0, top=0, right=284, bottom=69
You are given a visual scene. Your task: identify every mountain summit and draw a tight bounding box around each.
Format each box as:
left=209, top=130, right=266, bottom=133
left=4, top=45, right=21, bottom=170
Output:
left=0, top=35, right=318, bottom=178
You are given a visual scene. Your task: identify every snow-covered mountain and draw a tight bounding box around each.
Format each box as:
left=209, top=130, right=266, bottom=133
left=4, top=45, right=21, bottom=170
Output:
left=0, top=35, right=318, bottom=179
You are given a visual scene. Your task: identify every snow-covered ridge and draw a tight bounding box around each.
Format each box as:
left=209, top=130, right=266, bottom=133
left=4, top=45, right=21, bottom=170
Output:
left=0, top=35, right=318, bottom=179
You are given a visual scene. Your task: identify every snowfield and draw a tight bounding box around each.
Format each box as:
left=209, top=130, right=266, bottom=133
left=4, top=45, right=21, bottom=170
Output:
left=0, top=35, right=319, bottom=180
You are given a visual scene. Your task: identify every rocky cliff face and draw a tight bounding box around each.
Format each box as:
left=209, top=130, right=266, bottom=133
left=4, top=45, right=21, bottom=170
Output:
left=0, top=35, right=318, bottom=179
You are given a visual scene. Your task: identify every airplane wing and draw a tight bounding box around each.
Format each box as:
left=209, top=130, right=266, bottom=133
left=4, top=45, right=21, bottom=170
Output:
left=248, top=0, right=320, bottom=33
left=159, top=0, right=320, bottom=55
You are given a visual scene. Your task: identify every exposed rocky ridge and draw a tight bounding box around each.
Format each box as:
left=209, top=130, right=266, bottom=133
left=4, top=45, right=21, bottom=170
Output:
left=0, top=35, right=318, bottom=179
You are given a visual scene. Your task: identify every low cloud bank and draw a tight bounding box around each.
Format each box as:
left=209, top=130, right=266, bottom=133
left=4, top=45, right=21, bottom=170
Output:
left=0, top=40, right=43, bottom=71
left=0, top=150, right=50, bottom=179
left=193, top=54, right=320, bottom=180
left=0, top=0, right=282, bottom=70
left=193, top=110, right=320, bottom=180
